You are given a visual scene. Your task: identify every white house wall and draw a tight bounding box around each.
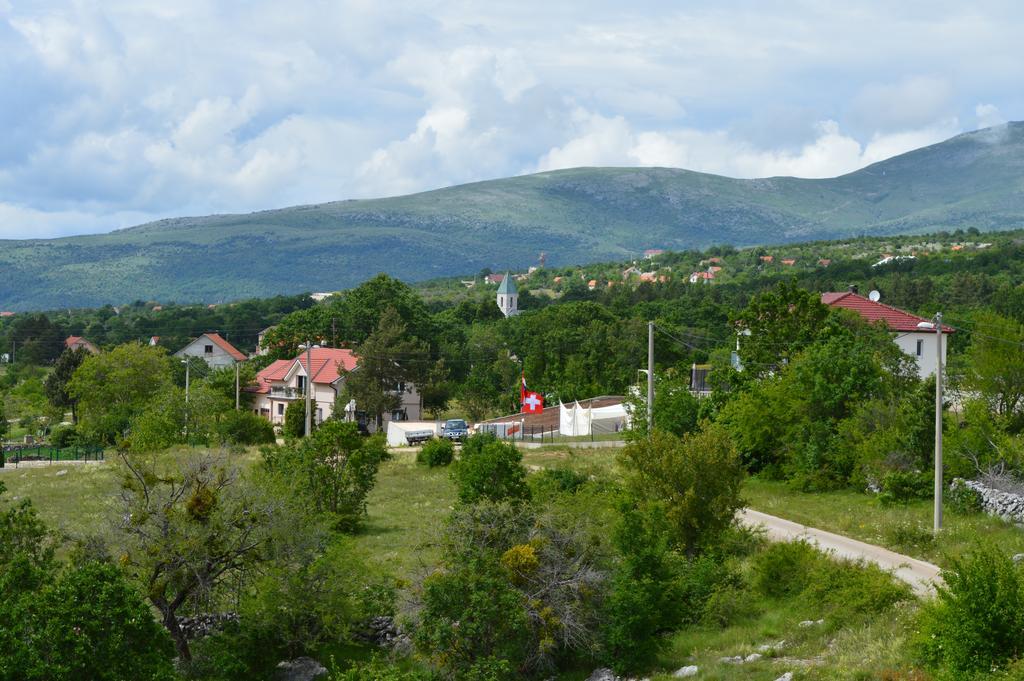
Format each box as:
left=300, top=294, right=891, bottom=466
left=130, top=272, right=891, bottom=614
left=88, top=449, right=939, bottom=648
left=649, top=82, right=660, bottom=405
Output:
left=175, top=336, right=238, bottom=368
left=893, top=331, right=948, bottom=379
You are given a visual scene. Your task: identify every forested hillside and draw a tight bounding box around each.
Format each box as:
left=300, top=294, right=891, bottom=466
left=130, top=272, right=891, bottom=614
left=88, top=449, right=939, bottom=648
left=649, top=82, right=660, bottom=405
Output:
left=2, top=122, right=1024, bottom=310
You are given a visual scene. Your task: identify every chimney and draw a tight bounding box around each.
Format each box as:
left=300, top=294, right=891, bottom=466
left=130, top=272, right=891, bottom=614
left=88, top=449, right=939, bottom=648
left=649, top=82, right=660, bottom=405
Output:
left=848, top=284, right=859, bottom=294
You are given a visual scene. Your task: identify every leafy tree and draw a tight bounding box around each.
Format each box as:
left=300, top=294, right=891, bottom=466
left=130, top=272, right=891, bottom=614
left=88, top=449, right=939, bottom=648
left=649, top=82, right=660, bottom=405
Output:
left=263, top=421, right=386, bottom=531
left=619, top=424, right=744, bottom=555
left=0, top=398, right=7, bottom=440
left=342, top=306, right=429, bottom=431
left=68, top=342, right=174, bottom=445
left=731, top=280, right=829, bottom=377
left=115, top=450, right=297, bottom=661
left=217, top=410, right=277, bottom=446
left=601, top=502, right=682, bottom=673
left=452, top=434, right=531, bottom=504
left=0, top=483, right=174, bottom=681
left=283, top=399, right=308, bottom=439
left=43, top=347, right=89, bottom=423
left=962, top=311, right=1024, bottom=419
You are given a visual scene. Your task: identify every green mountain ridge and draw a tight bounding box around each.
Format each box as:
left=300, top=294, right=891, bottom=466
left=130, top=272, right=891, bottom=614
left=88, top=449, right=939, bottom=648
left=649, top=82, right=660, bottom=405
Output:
left=2, top=122, right=1024, bottom=310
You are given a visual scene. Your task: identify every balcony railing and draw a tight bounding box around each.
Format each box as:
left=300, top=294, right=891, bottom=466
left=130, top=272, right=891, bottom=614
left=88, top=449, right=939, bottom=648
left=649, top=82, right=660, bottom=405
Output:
left=270, top=386, right=302, bottom=399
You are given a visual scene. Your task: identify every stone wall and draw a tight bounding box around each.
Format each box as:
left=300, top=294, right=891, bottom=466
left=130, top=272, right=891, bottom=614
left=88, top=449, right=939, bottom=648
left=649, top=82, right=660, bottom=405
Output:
left=951, top=478, right=1024, bottom=523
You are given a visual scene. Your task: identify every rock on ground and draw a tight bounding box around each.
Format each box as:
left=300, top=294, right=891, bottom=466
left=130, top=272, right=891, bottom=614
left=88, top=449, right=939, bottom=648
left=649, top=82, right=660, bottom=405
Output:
left=775, top=674, right=793, bottom=681
left=673, top=666, right=699, bottom=677
left=586, top=669, right=618, bottom=681
left=275, top=657, right=327, bottom=681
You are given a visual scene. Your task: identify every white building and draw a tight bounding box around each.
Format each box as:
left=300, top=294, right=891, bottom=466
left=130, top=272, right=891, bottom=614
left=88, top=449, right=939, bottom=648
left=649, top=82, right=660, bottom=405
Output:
left=822, top=291, right=952, bottom=379
left=174, top=333, right=247, bottom=368
left=496, top=273, right=519, bottom=317
left=247, top=347, right=421, bottom=431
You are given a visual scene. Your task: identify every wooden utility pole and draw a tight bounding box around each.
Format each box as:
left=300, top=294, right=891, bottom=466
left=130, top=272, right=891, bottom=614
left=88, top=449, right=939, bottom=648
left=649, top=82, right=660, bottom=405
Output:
left=934, top=312, right=944, bottom=533
left=235, top=362, right=240, bottom=411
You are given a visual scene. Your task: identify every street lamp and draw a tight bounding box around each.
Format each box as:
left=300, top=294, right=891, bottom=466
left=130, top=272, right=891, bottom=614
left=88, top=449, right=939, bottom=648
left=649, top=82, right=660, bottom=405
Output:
left=917, top=314, right=943, bottom=533
left=298, top=342, right=320, bottom=437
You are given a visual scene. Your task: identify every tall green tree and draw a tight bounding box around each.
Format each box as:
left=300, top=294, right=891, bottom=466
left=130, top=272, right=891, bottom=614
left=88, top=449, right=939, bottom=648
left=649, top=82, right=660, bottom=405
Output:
left=43, top=347, right=90, bottom=423
left=962, top=311, right=1024, bottom=418
left=731, top=280, right=829, bottom=378
left=342, top=306, right=429, bottom=431
left=68, top=343, right=174, bottom=445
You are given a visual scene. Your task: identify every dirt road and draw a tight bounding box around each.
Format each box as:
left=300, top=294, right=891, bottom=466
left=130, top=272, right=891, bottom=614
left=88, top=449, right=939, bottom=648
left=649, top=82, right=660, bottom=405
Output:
left=739, top=508, right=942, bottom=596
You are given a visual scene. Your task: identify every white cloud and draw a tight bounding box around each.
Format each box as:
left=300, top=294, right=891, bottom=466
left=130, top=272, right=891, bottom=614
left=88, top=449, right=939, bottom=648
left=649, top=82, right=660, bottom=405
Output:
left=976, top=103, right=1006, bottom=128
left=0, top=1, right=1022, bottom=238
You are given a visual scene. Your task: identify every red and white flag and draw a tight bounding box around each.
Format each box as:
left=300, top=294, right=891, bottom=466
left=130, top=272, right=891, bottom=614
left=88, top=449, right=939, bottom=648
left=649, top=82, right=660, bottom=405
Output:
left=520, top=372, right=528, bottom=402
left=522, top=391, right=544, bottom=414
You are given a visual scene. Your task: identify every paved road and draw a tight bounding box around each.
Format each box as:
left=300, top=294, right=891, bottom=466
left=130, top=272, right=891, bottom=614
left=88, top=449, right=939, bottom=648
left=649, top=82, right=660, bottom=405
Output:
left=739, top=508, right=942, bottom=596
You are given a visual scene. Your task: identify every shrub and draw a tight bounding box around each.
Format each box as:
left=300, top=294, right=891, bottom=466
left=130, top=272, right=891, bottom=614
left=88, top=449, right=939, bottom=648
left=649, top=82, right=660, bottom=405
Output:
left=601, top=502, right=682, bottom=673
left=948, top=479, right=984, bottom=515
left=283, top=400, right=311, bottom=439
left=751, top=540, right=819, bottom=599
left=417, top=437, right=454, bottom=467
left=49, top=424, right=78, bottom=448
left=700, top=583, right=760, bottom=628
left=451, top=434, right=530, bottom=504
left=915, top=544, right=1024, bottom=677
left=528, top=466, right=591, bottom=499
left=752, top=540, right=909, bottom=615
left=619, top=423, right=744, bottom=555
left=217, top=410, right=276, bottom=446
left=329, top=655, right=432, bottom=680
left=878, top=470, right=932, bottom=506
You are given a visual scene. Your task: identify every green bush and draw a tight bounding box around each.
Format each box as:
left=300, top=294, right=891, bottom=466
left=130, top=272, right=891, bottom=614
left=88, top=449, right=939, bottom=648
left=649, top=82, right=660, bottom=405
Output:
left=700, top=583, right=760, bottom=628
left=949, top=479, right=984, bottom=515
left=217, top=410, right=277, bottom=445
left=48, top=424, right=78, bottom=448
left=528, top=466, right=590, bottom=499
left=601, top=503, right=682, bottom=673
left=451, top=434, right=530, bottom=504
left=915, top=544, right=1024, bottom=677
left=751, top=540, right=909, bottom=615
left=417, top=437, right=454, bottom=467
left=878, top=470, right=932, bottom=506
left=329, top=655, right=432, bottom=680
left=283, top=400, right=311, bottom=439
left=751, top=540, right=819, bottom=598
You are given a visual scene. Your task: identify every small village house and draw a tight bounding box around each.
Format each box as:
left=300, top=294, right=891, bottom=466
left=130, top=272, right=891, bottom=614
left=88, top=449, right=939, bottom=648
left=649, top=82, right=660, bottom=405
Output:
left=248, top=347, right=421, bottom=431
left=64, top=336, right=99, bottom=354
left=174, top=332, right=247, bottom=368
left=822, top=290, right=953, bottom=379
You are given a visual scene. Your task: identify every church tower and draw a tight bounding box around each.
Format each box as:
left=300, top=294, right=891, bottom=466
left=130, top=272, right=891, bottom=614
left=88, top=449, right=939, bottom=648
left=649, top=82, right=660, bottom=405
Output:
left=496, top=273, right=519, bottom=317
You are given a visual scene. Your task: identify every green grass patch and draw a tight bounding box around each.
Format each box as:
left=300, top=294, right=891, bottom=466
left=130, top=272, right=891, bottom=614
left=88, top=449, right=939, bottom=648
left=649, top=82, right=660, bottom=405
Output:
left=744, top=477, right=1024, bottom=567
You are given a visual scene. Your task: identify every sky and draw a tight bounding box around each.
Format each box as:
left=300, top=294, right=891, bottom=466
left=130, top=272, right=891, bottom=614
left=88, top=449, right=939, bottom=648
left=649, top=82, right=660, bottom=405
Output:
left=1, top=0, right=1022, bottom=239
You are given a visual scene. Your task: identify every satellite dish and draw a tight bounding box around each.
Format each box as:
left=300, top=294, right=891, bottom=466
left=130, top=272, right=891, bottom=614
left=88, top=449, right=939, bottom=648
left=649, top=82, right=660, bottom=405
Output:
left=868, top=290, right=881, bottom=302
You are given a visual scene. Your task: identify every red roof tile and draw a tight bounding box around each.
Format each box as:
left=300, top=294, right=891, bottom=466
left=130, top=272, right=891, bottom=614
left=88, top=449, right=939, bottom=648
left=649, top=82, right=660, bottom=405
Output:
left=821, top=292, right=954, bottom=333
left=249, top=348, right=359, bottom=393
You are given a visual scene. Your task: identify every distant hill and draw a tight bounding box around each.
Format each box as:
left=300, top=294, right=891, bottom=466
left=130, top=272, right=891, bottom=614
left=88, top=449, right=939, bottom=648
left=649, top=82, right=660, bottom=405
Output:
left=2, top=122, right=1024, bottom=311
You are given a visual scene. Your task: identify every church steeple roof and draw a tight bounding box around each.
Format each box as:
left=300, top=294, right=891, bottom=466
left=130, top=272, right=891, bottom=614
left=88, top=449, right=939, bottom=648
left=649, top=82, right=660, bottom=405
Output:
left=497, top=273, right=517, bottom=295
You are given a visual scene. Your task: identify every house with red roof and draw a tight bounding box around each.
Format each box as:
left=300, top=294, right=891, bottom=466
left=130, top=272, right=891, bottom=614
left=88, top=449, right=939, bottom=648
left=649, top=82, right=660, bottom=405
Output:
left=247, top=347, right=421, bottom=430
left=65, top=336, right=99, bottom=355
left=822, top=289, right=953, bottom=379
left=173, top=332, right=247, bottom=368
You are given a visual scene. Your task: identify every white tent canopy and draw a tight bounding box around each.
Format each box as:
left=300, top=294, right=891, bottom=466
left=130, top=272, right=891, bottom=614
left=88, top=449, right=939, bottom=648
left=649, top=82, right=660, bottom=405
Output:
left=559, top=401, right=630, bottom=436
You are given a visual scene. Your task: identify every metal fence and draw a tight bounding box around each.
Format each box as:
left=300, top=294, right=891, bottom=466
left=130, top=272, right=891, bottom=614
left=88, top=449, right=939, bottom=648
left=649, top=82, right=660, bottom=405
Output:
left=477, top=421, right=627, bottom=444
left=0, top=444, right=105, bottom=468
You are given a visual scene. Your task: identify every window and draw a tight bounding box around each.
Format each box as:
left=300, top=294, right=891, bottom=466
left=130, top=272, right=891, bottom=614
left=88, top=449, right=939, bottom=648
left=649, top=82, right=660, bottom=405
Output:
left=316, top=408, right=323, bottom=424
left=297, top=376, right=306, bottom=393
left=391, top=409, right=407, bottom=422
left=204, top=344, right=214, bottom=354
left=916, top=339, right=924, bottom=357
left=277, top=404, right=284, bottom=416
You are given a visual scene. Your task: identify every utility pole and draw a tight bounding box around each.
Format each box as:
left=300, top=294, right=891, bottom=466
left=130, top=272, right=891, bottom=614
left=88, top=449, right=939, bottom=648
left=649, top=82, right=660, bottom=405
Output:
left=934, top=312, right=944, bottom=533
left=184, top=359, right=190, bottom=404
left=235, top=362, right=240, bottom=411
left=647, top=321, right=654, bottom=433
left=305, top=340, right=313, bottom=437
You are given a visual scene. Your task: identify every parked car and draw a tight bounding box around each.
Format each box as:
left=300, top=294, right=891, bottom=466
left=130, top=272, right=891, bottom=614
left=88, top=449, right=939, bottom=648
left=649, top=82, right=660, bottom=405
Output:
left=441, top=418, right=469, bottom=442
